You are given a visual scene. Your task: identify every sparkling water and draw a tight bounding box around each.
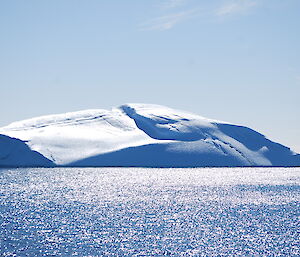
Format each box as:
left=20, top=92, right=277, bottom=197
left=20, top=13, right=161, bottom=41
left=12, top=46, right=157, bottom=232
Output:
left=0, top=167, right=299, bottom=256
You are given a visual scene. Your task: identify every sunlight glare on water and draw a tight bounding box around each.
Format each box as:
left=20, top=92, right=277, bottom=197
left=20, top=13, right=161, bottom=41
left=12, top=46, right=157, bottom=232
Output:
left=0, top=167, right=299, bottom=256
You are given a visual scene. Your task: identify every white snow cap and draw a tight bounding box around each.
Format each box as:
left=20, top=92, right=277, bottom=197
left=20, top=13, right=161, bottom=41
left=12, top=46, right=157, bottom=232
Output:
left=0, top=103, right=299, bottom=167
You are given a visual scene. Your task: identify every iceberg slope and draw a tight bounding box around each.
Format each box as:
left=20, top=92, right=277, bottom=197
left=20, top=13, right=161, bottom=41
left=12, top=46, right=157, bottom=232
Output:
left=0, top=103, right=299, bottom=167
left=0, top=108, right=158, bottom=165
left=0, top=135, right=54, bottom=167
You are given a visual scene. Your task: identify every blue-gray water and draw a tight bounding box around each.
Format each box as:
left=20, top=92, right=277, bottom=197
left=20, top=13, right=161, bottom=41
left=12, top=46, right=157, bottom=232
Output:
left=0, top=167, right=299, bottom=256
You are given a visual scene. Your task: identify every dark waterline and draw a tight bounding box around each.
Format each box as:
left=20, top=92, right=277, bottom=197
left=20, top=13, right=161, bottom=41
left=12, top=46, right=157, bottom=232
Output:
left=0, top=167, right=299, bottom=256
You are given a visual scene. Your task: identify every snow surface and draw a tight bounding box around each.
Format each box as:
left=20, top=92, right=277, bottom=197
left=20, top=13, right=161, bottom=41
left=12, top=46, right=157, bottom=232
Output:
left=0, top=135, right=54, bottom=167
left=0, top=103, right=299, bottom=167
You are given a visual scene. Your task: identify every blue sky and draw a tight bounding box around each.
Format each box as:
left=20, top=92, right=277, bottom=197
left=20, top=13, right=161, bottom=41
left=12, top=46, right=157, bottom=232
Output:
left=0, top=0, right=299, bottom=152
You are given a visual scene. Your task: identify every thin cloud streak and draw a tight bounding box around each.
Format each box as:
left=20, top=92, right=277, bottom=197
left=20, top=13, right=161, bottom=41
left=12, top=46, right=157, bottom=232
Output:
left=139, top=9, right=198, bottom=31
left=216, top=0, right=257, bottom=17
left=159, top=0, right=188, bottom=9
left=140, top=0, right=260, bottom=31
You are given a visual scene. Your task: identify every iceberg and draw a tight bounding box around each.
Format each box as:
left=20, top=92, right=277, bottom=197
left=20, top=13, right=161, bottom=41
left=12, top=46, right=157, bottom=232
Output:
left=0, top=134, right=54, bottom=167
left=0, top=104, right=299, bottom=167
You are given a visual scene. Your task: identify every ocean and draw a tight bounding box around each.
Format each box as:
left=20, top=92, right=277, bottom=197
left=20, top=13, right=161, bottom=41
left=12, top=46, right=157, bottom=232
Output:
left=0, top=167, right=299, bottom=256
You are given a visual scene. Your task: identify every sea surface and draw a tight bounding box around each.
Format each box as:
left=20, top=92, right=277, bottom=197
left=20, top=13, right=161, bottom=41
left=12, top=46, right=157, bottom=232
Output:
left=0, top=167, right=299, bottom=256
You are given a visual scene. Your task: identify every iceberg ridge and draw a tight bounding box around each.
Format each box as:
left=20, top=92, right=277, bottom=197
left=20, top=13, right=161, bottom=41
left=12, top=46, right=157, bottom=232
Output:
left=0, top=103, right=299, bottom=167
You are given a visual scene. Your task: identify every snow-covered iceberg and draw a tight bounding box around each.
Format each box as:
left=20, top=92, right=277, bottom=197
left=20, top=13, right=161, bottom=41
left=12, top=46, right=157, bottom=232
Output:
left=0, top=134, right=54, bottom=167
left=0, top=104, right=299, bottom=167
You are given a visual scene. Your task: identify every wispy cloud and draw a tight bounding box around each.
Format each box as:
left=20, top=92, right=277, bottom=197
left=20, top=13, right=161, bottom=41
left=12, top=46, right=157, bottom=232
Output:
left=139, top=9, right=198, bottom=31
left=140, top=0, right=260, bottom=31
left=216, top=0, right=257, bottom=17
left=159, top=0, right=188, bottom=9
